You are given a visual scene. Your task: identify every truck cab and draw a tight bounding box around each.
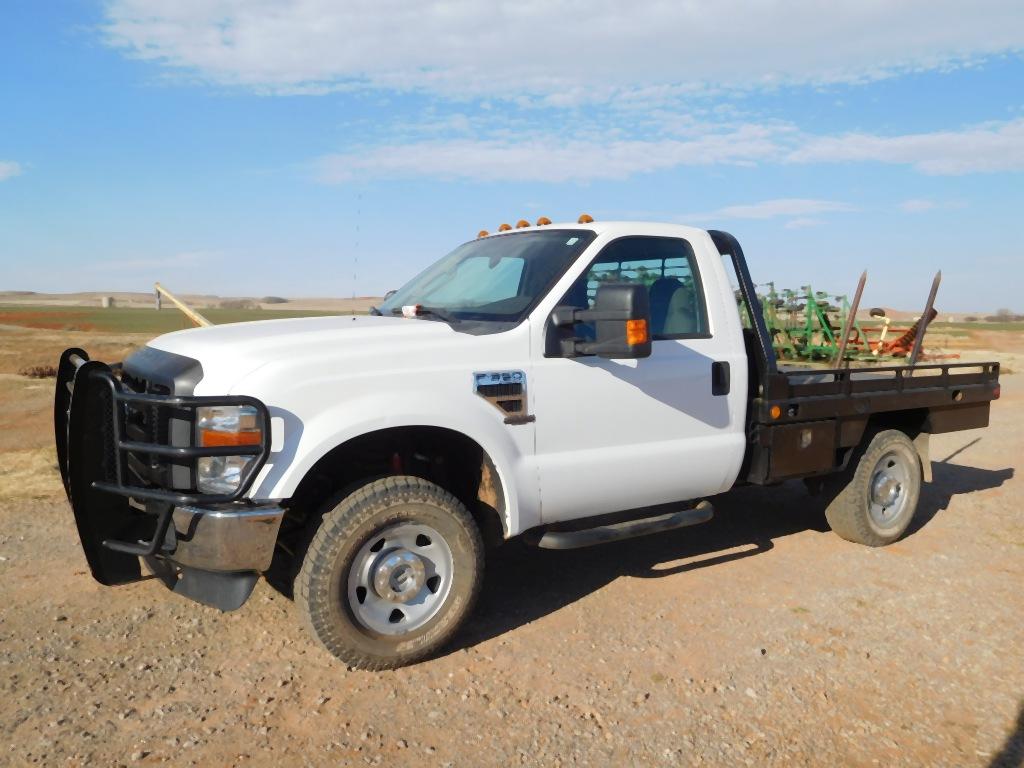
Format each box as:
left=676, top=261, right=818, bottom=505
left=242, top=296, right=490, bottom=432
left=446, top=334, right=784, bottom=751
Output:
left=55, top=218, right=999, bottom=670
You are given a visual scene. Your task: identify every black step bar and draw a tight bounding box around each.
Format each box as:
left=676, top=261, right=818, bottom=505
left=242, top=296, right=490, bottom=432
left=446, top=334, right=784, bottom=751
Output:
left=526, top=501, right=714, bottom=550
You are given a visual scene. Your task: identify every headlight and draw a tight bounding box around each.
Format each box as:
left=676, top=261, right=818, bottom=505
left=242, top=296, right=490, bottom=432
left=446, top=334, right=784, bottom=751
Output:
left=196, top=455, right=255, bottom=495
left=195, top=405, right=264, bottom=494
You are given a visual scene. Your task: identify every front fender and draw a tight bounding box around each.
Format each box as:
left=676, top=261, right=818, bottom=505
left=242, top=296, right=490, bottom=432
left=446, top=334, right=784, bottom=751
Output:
left=248, top=388, right=538, bottom=536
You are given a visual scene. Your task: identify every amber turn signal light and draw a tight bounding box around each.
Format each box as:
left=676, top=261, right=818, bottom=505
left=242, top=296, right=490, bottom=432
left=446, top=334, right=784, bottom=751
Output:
left=625, top=319, right=648, bottom=346
left=769, top=405, right=782, bottom=420
left=199, top=429, right=263, bottom=447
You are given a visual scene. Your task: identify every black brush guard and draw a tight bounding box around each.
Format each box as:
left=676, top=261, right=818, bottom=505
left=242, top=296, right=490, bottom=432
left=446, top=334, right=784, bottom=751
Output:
left=54, top=348, right=272, bottom=586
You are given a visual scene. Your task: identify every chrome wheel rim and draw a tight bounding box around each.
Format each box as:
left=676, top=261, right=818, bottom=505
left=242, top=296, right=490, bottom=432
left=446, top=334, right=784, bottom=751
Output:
left=868, top=451, right=911, bottom=528
left=347, top=523, right=454, bottom=635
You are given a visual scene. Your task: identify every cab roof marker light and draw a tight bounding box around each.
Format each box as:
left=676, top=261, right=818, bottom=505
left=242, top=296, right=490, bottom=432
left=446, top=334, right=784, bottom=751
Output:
left=536, top=216, right=552, bottom=226
left=516, top=219, right=530, bottom=228
left=578, top=213, right=594, bottom=223
left=477, top=229, right=489, bottom=238
left=498, top=223, right=512, bottom=232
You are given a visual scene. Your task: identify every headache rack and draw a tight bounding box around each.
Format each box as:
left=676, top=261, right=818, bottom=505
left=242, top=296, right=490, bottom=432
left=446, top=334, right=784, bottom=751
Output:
left=55, top=348, right=272, bottom=570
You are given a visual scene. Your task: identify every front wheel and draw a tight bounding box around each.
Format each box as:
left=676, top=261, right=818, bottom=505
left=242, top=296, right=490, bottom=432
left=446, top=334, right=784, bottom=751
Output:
left=296, top=476, right=484, bottom=669
left=824, top=429, right=923, bottom=547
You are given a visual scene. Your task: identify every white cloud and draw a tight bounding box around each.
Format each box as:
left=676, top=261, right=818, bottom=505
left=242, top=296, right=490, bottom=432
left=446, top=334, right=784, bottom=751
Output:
left=314, top=116, right=1024, bottom=183
left=788, top=118, right=1024, bottom=174
left=686, top=199, right=857, bottom=222
left=784, top=218, right=825, bottom=230
left=899, top=199, right=938, bottom=213
left=898, top=198, right=967, bottom=213
left=102, top=1, right=1024, bottom=100
left=317, top=125, right=782, bottom=183
left=0, top=161, right=23, bottom=181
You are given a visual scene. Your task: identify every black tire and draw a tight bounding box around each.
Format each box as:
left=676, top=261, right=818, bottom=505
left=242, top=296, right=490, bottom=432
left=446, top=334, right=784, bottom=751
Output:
left=824, top=429, right=922, bottom=547
left=295, top=475, right=484, bottom=670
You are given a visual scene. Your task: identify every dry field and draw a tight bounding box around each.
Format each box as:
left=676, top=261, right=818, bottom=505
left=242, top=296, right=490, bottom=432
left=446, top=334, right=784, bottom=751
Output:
left=1, top=317, right=1022, bottom=767
left=0, top=290, right=380, bottom=313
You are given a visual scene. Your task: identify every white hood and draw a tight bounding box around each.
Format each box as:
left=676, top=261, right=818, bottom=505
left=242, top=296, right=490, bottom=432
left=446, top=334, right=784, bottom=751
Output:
left=147, top=315, right=464, bottom=394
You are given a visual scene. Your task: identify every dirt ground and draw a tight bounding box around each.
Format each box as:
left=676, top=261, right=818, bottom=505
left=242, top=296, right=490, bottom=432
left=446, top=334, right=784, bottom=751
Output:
left=1, top=324, right=1022, bottom=767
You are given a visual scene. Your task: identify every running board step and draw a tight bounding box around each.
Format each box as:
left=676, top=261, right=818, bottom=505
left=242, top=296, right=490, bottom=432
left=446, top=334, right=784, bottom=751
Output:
left=527, top=500, right=714, bottom=550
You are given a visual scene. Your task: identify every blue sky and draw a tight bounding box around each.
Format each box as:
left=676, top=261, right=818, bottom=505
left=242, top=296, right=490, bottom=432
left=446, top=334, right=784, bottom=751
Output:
left=1, top=1, right=1022, bottom=311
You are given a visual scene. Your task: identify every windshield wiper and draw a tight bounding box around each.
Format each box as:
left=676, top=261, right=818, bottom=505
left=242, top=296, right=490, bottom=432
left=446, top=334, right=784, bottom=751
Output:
left=390, top=306, right=460, bottom=325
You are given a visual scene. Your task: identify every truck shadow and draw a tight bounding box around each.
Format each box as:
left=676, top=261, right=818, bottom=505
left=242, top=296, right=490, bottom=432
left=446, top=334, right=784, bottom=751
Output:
left=449, top=460, right=1012, bottom=654
left=988, top=698, right=1024, bottom=768
left=908, top=454, right=1014, bottom=537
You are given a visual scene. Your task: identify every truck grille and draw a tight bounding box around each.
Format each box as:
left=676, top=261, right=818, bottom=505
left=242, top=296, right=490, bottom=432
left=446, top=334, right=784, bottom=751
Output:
left=120, top=371, right=182, bottom=489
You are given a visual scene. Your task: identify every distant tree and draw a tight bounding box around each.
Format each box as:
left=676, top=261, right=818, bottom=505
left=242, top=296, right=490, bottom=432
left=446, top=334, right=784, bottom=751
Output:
left=261, top=296, right=289, bottom=304
left=996, top=308, right=1014, bottom=318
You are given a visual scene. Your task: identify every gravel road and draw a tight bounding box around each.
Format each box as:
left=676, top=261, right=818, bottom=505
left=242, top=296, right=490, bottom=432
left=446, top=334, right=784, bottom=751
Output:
left=1, top=374, right=1022, bottom=767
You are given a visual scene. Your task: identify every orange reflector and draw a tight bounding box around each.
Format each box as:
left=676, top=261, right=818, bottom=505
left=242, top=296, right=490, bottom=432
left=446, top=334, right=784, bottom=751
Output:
left=769, top=405, right=782, bottom=420
left=578, top=213, right=594, bottom=223
left=625, top=319, right=648, bottom=346
left=536, top=216, right=551, bottom=226
left=498, top=223, right=512, bottom=232
left=477, top=229, right=489, bottom=238
left=199, top=429, right=262, bottom=447
left=516, top=219, right=530, bottom=228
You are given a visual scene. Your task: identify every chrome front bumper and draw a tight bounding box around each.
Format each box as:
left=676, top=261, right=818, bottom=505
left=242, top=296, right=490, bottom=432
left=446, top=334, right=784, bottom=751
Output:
left=139, top=502, right=286, bottom=611
left=170, top=504, right=284, bottom=573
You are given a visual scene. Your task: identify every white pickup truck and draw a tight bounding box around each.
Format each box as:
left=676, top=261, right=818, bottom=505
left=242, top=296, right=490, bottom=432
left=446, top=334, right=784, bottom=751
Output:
left=55, top=219, right=1000, bottom=669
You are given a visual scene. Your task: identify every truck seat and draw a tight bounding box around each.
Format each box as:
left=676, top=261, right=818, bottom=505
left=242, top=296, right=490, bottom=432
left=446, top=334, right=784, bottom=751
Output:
left=664, top=286, right=700, bottom=335
left=649, top=277, right=683, bottom=336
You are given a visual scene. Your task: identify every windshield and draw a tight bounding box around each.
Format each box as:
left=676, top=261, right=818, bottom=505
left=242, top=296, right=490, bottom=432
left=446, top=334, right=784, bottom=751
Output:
left=378, top=229, right=597, bottom=324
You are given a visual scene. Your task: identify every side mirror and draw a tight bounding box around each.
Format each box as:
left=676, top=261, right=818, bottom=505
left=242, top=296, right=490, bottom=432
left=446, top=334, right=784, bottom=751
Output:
left=551, top=283, right=652, bottom=359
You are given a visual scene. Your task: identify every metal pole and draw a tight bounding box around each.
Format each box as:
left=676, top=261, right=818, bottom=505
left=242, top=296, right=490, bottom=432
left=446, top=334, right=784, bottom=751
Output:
left=907, top=271, right=941, bottom=369
left=833, top=270, right=866, bottom=367
left=153, top=282, right=212, bottom=327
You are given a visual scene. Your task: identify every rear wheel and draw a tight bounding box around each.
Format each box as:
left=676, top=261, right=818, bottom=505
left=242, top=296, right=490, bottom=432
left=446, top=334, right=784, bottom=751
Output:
left=296, top=476, right=484, bottom=669
left=824, top=429, right=922, bottom=546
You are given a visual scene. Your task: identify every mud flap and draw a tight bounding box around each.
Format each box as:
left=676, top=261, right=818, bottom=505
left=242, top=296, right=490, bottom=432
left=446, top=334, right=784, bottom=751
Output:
left=914, top=432, right=932, bottom=483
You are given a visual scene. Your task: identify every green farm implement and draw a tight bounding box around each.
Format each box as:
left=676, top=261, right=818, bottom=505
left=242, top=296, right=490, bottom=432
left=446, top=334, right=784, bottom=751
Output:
left=747, top=271, right=951, bottom=366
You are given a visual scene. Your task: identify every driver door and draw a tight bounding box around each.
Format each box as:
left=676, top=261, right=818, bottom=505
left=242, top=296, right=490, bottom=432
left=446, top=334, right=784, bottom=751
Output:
left=530, top=235, right=740, bottom=524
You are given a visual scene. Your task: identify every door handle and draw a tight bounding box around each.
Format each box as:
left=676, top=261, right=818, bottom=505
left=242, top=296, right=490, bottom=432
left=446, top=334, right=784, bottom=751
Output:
left=711, top=361, right=730, bottom=396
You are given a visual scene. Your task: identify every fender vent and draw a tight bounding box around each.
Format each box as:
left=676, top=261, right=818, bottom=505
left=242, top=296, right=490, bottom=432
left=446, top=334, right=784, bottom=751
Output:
left=474, top=371, right=526, bottom=416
